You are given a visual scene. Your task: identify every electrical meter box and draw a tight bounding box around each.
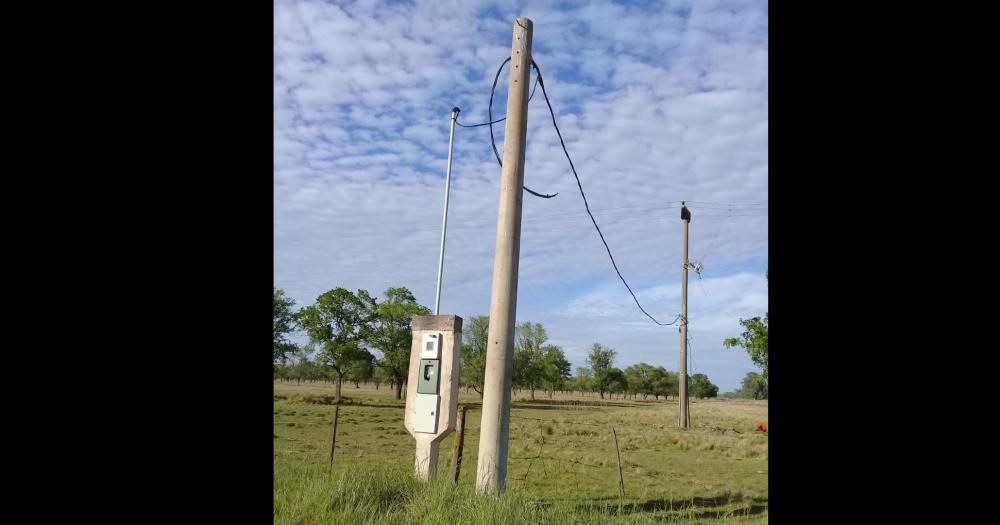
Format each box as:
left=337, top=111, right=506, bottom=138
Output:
left=415, top=338, right=442, bottom=433
left=413, top=393, right=440, bottom=434
left=417, top=359, right=441, bottom=394
left=421, top=333, right=441, bottom=359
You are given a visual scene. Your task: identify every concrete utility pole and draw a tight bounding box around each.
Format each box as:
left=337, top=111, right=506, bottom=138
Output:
left=434, top=107, right=460, bottom=315
left=476, top=17, right=533, bottom=496
left=679, top=203, right=691, bottom=429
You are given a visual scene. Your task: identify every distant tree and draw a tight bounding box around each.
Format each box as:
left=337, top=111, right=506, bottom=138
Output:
left=460, top=315, right=489, bottom=398
left=363, top=287, right=429, bottom=400
left=724, top=271, right=768, bottom=380
left=273, top=288, right=299, bottom=364
left=298, top=287, right=373, bottom=403
left=736, top=372, right=768, bottom=399
left=648, top=367, right=677, bottom=400
left=570, top=367, right=594, bottom=395
left=605, top=367, right=628, bottom=399
left=371, top=365, right=386, bottom=390
left=587, top=343, right=618, bottom=399
left=540, top=345, right=571, bottom=398
left=689, top=373, right=719, bottom=398
left=514, top=322, right=548, bottom=400
left=625, top=363, right=655, bottom=400
left=345, top=350, right=375, bottom=388
left=290, top=352, right=322, bottom=384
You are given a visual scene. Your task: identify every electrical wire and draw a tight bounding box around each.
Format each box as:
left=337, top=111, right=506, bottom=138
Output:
left=455, top=74, right=539, bottom=128
left=531, top=58, right=678, bottom=327
left=694, top=204, right=730, bottom=269
left=485, top=58, right=557, bottom=199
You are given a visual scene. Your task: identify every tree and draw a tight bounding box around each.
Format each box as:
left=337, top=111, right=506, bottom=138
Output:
left=273, top=363, right=289, bottom=382
left=648, top=366, right=677, bottom=400
left=363, top=287, right=429, bottom=400
left=514, top=322, right=548, bottom=400
left=290, top=352, right=322, bottom=385
left=736, top=372, right=768, bottom=399
left=724, top=314, right=768, bottom=380
left=605, top=367, right=628, bottom=399
left=273, top=288, right=299, bottom=364
left=689, top=373, right=719, bottom=398
left=460, top=315, right=489, bottom=398
left=570, top=367, right=594, bottom=395
left=298, top=287, right=373, bottom=403
left=625, top=363, right=655, bottom=400
left=724, top=271, right=768, bottom=380
left=371, top=365, right=386, bottom=390
left=587, top=343, right=617, bottom=399
left=540, top=345, right=571, bottom=398
left=345, top=350, right=375, bottom=388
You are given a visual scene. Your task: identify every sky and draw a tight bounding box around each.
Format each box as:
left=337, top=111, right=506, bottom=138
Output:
left=274, top=0, right=768, bottom=393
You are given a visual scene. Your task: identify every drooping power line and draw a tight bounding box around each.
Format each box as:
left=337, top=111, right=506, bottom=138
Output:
left=531, top=58, right=678, bottom=327
left=456, top=74, right=539, bottom=128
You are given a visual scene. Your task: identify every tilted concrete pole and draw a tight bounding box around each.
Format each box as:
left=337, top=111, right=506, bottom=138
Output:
left=475, top=17, right=533, bottom=496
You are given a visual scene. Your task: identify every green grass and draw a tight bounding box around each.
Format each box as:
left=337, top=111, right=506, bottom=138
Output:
left=274, top=381, right=767, bottom=524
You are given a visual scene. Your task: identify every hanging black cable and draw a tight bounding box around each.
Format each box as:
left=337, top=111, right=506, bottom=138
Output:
left=531, top=58, right=678, bottom=326
left=455, top=74, right=539, bottom=128
left=485, top=57, right=557, bottom=199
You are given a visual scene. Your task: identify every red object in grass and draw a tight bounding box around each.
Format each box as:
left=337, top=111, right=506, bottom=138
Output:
left=756, top=422, right=768, bottom=432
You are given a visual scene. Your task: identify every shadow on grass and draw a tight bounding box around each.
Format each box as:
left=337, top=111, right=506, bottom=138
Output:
left=288, top=395, right=407, bottom=409
left=514, top=399, right=641, bottom=408
left=577, top=494, right=768, bottom=518
left=511, top=404, right=607, bottom=412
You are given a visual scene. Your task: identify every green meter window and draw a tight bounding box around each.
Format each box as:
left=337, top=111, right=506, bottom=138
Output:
left=417, top=359, right=441, bottom=394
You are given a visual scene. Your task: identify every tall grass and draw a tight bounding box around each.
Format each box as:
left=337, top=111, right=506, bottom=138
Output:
left=275, top=454, right=766, bottom=524
left=274, top=382, right=767, bottom=524
left=275, top=456, right=558, bottom=525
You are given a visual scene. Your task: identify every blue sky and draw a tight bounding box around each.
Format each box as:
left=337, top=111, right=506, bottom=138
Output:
left=274, top=0, right=768, bottom=392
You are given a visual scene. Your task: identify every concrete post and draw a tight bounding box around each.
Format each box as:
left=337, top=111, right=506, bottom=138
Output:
left=404, top=315, right=463, bottom=481
left=476, top=17, right=533, bottom=496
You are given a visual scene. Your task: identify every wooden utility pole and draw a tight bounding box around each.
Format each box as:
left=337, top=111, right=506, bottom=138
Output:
left=679, top=203, right=691, bottom=429
left=476, top=17, right=533, bottom=496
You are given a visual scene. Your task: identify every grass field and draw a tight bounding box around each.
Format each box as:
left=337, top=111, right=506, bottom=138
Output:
left=274, top=380, right=768, bottom=524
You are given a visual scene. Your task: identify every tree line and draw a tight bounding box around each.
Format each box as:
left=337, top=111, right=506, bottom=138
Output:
left=274, top=286, right=427, bottom=402
left=720, top=372, right=768, bottom=400
left=275, top=287, right=725, bottom=403
left=460, top=319, right=719, bottom=400
left=721, top=270, right=768, bottom=400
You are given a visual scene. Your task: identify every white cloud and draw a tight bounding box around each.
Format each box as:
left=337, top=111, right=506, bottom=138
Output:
left=274, top=0, right=767, bottom=392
